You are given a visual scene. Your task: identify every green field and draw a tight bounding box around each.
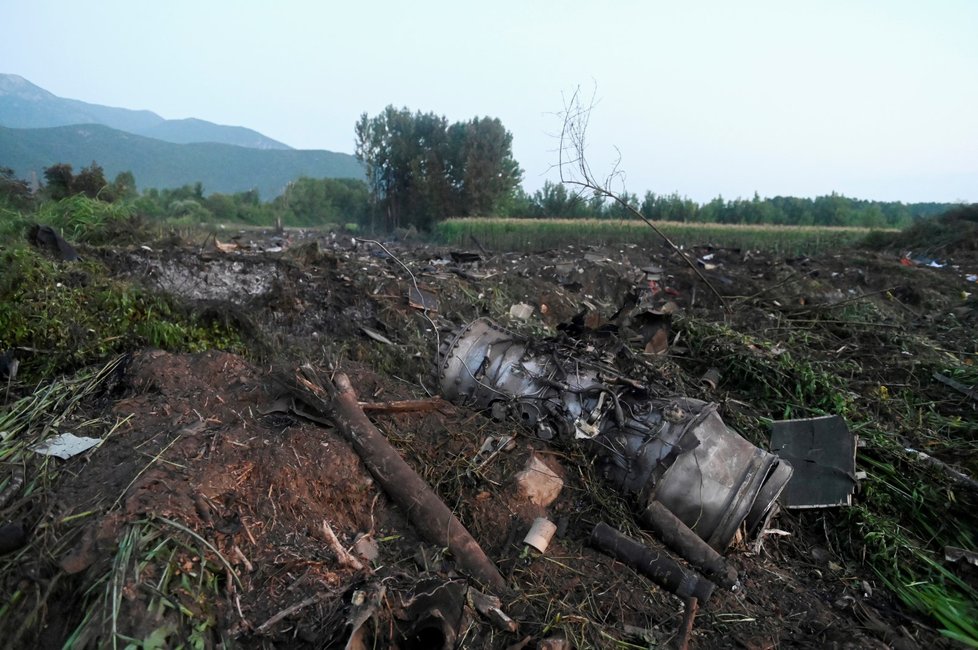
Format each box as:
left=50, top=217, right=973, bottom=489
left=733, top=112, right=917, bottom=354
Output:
left=434, top=217, right=893, bottom=254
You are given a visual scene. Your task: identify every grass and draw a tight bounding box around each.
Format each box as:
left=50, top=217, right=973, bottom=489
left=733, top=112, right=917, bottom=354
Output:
left=433, top=217, right=890, bottom=255
left=66, top=517, right=234, bottom=649
left=0, top=357, right=239, bottom=648
left=0, top=357, right=127, bottom=647
left=678, top=315, right=978, bottom=646
left=0, top=246, right=247, bottom=382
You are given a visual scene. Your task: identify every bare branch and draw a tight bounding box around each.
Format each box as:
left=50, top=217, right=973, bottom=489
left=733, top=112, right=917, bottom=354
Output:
left=555, top=86, right=727, bottom=308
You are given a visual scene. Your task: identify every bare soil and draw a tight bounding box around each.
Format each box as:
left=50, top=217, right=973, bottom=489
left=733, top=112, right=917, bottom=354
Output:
left=4, top=228, right=978, bottom=649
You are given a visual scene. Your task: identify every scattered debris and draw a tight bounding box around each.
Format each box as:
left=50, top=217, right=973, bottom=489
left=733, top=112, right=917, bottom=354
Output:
left=4, top=229, right=976, bottom=648
left=589, top=522, right=715, bottom=602
left=317, top=520, right=365, bottom=571
left=408, top=286, right=440, bottom=312
left=933, top=371, right=978, bottom=402
left=360, top=325, right=395, bottom=346
left=468, top=589, right=518, bottom=633
left=30, top=432, right=101, bottom=460
left=640, top=500, right=739, bottom=590
left=523, top=517, right=557, bottom=553
left=508, top=302, right=534, bottom=320
left=771, top=415, right=858, bottom=508
left=514, top=455, right=563, bottom=507
left=214, top=239, right=242, bottom=253
left=354, top=533, right=379, bottom=563
left=469, top=434, right=516, bottom=475
left=700, top=367, right=721, bottom=390
left=945, top=546, right=978, bottom=567
left=27, top=224, right=79, bottom=260
left=400, top=578, right=466, bottom=649
left=904, top=446, right=978, bottom=494
left=439, top=318, right=792, bottom=550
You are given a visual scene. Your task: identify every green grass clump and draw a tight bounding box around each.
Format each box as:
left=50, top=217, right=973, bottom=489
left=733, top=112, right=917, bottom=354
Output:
left=0, top=247, right=245, bottom=382
left=66, top=518, right=236, bottom=650
left=679, top=318, right=858, bottom=422
left=33, top=195, right=135, bottom=244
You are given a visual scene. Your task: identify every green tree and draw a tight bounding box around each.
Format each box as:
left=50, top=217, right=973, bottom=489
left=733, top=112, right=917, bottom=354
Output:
left=531, top=180, right=589, bottom=217
left=0, top=167, right=34, bottom=210
left=355, top=106, right=522, bottom=230
left=43, top=163, right=75, bottom=201
left=112, top=171, right=138, bottom=201
left=74, top=162, right=111, bottom=200
left=450, top=117, right=522, bottom=216
left=605, top=190, right=640, bottom=220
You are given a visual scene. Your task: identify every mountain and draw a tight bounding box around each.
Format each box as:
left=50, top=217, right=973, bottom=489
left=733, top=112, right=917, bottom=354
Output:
left=0, top=73, right=291, bottom=150
left=0, top=124, right=363, bottom=199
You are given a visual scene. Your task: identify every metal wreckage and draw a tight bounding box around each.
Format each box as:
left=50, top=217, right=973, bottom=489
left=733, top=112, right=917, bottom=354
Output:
left=437, top=317, right=794, bottom=600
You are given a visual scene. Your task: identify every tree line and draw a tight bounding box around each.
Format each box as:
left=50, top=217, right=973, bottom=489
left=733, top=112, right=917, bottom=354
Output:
left=0, top=105, right=961, bottom=231
left=506, top=182, right=947, bottom=228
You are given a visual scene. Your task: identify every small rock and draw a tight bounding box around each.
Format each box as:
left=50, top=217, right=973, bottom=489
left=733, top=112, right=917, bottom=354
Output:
left=0, top=523, right=27, bottom=555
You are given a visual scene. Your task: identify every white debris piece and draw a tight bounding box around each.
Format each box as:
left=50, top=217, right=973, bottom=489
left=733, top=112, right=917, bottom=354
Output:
left=31, top=433, right=102, bottom=459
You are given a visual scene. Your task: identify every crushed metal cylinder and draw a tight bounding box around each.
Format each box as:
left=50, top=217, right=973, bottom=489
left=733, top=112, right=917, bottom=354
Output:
left=438, top=318, right=793, bottom=551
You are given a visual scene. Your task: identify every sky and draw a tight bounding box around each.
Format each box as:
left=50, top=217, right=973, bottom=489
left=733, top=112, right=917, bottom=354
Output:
left=2, top=0, right=976, bottom=203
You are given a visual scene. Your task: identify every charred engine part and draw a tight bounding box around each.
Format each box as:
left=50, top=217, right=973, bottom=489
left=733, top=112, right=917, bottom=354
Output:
left=438, top=318, right=793, bottom=552
left=399, top=579, right=466, bottom=650
left=641, top=501, right=739, bottom=590
left=589, top=522, right=715, bottom=603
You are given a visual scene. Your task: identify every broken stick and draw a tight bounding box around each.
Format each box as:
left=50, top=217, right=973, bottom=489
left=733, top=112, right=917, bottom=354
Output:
left=357, top=397, right=449, bottom=414
left=319, top=520, right=365, bottom=571
left=677, top=597, right=699, bottom=650
left=294, top=367, right=506, bottom=592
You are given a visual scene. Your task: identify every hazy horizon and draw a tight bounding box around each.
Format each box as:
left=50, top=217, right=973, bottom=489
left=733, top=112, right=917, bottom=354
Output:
left=2, top=0, right=976, bottom=204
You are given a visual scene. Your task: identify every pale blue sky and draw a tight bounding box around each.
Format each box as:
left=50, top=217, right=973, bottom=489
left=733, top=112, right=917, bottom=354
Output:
left=2, top=0, right=976, bottom=203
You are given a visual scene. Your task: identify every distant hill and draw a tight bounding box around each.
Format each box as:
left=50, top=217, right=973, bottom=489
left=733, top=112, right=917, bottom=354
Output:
left=0, top=124, right=364, bottom=199
left=0, top=73, right=291, bottom=150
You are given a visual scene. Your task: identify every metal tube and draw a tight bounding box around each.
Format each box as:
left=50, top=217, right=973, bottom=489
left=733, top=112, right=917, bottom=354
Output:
left=589, top=522, right=715, bottom=603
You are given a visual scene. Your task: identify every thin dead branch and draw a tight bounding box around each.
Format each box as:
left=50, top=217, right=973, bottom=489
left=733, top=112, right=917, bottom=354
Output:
left=556, top=85, right=727, bottom=308
left=357, top=397, right=450, bottom=414
left=933, top=372, right=978, bottom=402
left=319, top=520, right=365, bottom=571
left=677, top=597, right=699, bottom=650
left=255, top=594, right=321, bottom=634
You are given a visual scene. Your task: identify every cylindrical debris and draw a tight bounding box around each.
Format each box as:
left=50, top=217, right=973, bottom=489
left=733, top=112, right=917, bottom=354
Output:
left=700, top=367, right=721, bottom=390
left=590, top=522, right=714, bottom=603
left=524, top=517, right=557, bottom=553
left=439, top=319, right=793, bottom=551
left=640, top=500, right=739, bottom=589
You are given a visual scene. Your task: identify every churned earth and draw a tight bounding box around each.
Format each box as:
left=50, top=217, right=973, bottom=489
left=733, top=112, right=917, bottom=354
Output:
left=2, top=224, right=976, bottom=649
